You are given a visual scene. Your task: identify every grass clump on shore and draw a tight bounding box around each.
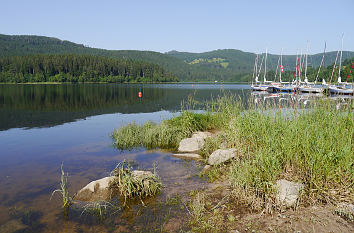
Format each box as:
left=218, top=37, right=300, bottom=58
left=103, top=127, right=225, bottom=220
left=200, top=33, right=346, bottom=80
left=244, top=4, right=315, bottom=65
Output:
left=112, top=111, right=217, bottom=150
left=110, top=161, right=162, bottom=206
left=227, top=102, right=353, bottom=210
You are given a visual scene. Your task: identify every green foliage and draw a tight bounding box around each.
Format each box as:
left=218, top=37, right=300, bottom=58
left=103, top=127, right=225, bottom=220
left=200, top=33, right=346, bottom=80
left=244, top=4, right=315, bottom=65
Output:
left=112, top=111, right=217, bottom=150
left=0, top=54, right=177, bottom=83
left=227, top=101, right=354, bottom=210
left=51, top=163, right=73, bottom=218
left=110, top=161, right=162, bottom=206
left=187, top=191, right=225, bottom=232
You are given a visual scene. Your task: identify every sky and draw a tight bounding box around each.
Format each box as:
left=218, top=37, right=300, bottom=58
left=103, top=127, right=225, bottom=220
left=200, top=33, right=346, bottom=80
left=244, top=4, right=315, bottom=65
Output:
left=1, top=0, right=353, bottom=55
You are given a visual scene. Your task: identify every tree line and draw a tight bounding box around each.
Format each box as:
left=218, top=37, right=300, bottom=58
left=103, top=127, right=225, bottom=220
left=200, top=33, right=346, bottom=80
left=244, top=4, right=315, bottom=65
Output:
left=0, top=54, right=178, bottom=83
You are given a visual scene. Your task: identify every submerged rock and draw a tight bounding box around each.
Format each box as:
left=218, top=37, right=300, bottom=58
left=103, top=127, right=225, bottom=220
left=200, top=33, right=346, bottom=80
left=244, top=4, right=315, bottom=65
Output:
left=0, top=219, right=27, bottom=233
left=208, top=148, right=237, bottom=165
left=74, top=176, right=116, bottom=202
left=202, top=165, right=211, bottom=173
left=178, top=132, right=212, bottom=152
left=275, top=179, right=303, bottom=207
left=172, top=153, right=202, bottom=160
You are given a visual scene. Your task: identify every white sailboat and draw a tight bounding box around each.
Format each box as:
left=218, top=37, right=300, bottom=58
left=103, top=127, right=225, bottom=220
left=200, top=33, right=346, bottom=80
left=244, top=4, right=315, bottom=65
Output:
left=273, top=50, right=296, bottom=93
left=297, top=42, right=324, bottom=93
left=251, top=49, right=269, bottom=91
left=327, top=35, right=354, bottom=95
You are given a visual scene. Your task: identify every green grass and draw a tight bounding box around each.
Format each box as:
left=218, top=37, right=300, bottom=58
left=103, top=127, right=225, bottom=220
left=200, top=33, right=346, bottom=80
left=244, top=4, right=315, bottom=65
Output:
left=110, top=161, right=162, bottom=206
left=111, top=111, right=218, bottom=150
left=226, top=101, right=353, bottom=210
left=51, top=163, right=73, bottom=218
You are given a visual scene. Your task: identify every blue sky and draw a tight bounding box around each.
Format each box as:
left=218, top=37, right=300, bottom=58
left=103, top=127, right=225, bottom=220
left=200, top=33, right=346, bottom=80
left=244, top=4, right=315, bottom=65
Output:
left=1, top=0, right=353, bottom=54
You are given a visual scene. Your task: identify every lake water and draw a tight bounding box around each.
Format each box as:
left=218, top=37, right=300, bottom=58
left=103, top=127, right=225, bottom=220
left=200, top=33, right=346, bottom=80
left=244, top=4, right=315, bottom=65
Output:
left=0, top=83, right=251, bottom=232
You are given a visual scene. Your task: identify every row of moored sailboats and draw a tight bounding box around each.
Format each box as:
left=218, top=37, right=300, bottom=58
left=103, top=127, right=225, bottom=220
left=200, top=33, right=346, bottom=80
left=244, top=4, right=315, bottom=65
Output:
left=251, top=36, right=354, bottom=95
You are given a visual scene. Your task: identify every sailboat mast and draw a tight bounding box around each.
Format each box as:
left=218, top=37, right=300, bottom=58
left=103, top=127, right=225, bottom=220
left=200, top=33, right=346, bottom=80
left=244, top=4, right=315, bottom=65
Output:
left=305, top=42, right=309, bottom=82
left=257, top=55, right=264, bottom=80
left=263, top=48, right=267, bottom=83
left=293, top=51, right=298, bottom=83
left=299, top=50, right=304, bottom=84
left=338, top=34, right=344, bottom=83
left=274, top=56, right=280, bottom=82
left=280, top=49, right=283, bottom=83
left=252, top=54, right=258, bottom=85
left=330, top=50, right=340, bottom=84
left=315, top=42, right=326, bottom=84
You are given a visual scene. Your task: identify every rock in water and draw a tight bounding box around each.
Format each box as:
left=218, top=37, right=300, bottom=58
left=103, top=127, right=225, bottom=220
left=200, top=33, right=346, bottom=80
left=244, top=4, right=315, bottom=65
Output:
left=178, top=132, right=212, bottom=152
left=74, top=176, right=116, bottom=202
left=0, top=219, right=27, bottom=233
left=75, top=171, right=157, bottom=202
left=208, top=149, right=237, bottom=165
left=172, top=153, right=202, bottom=160
left=275, top=179, right=303, bottom=207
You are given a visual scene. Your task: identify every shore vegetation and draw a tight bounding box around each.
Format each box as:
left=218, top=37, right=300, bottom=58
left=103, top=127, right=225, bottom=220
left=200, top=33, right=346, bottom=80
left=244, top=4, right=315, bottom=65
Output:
left=112, top=94, right=354, bottom=211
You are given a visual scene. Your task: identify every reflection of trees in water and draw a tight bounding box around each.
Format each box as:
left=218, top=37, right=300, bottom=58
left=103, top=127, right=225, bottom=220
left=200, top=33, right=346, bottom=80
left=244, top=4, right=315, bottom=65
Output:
left=0, top=84, right=246, bottom=130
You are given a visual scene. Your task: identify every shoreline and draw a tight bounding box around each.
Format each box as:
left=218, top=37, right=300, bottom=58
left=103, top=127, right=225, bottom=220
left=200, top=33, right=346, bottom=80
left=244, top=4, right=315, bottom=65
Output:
left=111, top=95, right=354, bottom=231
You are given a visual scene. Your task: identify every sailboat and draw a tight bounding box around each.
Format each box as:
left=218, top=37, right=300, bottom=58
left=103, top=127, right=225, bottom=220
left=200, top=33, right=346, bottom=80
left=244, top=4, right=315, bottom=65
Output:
left=297, top=42, right=324, bottom=93
left=266, top=52, right=282, bottom=93
left=251, top=49, right=270, bottom=91
left=326, top=35, right=354, bottom=95
left=272, top=50, right=296, bottom=93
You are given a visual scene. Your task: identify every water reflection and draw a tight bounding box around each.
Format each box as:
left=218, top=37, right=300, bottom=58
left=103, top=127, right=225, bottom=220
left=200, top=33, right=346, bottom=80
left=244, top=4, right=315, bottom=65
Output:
left=0, top=84, right=249, bottom=131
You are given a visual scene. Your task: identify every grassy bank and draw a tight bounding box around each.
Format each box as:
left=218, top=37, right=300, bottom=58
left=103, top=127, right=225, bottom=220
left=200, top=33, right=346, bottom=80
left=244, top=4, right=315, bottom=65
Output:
left=112, top=95, right=353, bottom=211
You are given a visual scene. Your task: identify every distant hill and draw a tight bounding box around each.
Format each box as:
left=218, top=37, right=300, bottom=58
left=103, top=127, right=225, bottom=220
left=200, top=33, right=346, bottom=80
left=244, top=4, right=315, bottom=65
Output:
left=1, top=34, right=354, bottom=82
left=167, top=49, right=354, bottom=77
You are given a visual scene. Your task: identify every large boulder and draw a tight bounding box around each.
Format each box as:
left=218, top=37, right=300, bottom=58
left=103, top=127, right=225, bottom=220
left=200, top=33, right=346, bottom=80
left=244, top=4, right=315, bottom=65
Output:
left=178, top=132, right=212, bottom=152
left=74, top=176, right=116, bottom=202
left=208, top=148, right=237, bottom=165
left=275, top=179, right=303, bottom=207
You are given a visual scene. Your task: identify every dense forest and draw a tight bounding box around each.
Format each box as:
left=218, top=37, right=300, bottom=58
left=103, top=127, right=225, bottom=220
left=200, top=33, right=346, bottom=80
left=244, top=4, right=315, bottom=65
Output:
left=1, top=34, right=354, bottom=82
left=0, top=54, right=178, bottom=83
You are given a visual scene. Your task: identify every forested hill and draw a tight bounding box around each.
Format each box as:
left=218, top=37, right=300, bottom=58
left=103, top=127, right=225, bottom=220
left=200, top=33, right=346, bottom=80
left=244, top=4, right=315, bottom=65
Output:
left=166, top=49, right=354, bottom=75
left=0, top=54, right=178, bottom=83
left=1, top=34, right=354, bottom=82
left=0, top=34, right=204, bottom=81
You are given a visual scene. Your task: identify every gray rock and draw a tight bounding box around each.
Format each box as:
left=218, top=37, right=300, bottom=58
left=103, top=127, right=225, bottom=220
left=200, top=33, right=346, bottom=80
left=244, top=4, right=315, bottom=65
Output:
left=202, top=165, right=211, bottom=173
left=335, top=202, right=354, bottom=221
left=0, top=219, right=27, bottom=233
left=172, top=153, right=202, bottom=160
left=208, top=148, right=237, bottom=165
left=275, top=179, right=303, bottom=207
left=75, top=171, right=156, bottom=202
left=178, top=132, right=212, bottom=152
left=192, top=131, right=212, bottom=139
left=131, top=170, right=154, bottom=179
left=75, top=176, right=116, bottom=202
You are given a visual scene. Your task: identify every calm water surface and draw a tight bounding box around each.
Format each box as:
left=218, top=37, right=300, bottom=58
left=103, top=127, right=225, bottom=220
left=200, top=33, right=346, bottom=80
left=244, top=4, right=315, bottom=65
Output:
left=0, top=83, right=250, bottom=232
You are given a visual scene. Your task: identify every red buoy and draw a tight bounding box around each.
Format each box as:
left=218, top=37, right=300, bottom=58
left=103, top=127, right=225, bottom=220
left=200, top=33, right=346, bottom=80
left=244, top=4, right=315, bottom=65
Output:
left=138, top=91, right=142, bottom=98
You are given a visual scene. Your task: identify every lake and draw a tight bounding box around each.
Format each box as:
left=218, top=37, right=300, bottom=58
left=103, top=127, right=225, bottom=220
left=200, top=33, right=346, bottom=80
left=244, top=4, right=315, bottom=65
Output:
left=0, top=83, right=251, bottom=232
